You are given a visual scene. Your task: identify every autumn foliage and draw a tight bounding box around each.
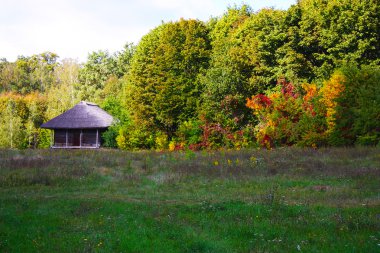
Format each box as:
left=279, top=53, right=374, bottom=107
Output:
left=247, top=65, right=380, bottom=148
left=247, top=79, right=331, bottom=148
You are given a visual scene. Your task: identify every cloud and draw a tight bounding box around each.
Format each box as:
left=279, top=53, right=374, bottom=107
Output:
left=0, top=0, right=295, bottom=62
left=150, top=0, right=218, bottom=19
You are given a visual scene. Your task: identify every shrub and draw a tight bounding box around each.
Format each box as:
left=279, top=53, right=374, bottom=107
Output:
left=102, top=125, right=119, bottom=148
left=356, top=134, right=379, bottom=146
left=116, top=127, right=155, bottom=150
left=38, top=129, right=52, bottom=148
left=155, top=132, right=168, bottom=151
left=177, top=120, right=202, bottom=146
left=246, top=79, right=326, bottom=147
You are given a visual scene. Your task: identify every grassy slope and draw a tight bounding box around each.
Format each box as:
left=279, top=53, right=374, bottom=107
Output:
left=0, top=147, right=379, bottom=252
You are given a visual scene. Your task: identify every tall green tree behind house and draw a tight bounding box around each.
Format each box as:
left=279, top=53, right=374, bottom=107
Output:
left=78, top=50, right=116, bottom=102
left=78, top=44, right=136, bottom=103
left=46, top=59, right=81, bottom=119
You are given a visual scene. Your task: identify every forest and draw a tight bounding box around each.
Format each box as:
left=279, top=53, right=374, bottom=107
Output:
left=0, top=0, right=379, bottom=150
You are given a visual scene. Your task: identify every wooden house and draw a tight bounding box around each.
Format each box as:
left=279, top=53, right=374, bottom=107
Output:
left=41, top=101, right=114, bottom=148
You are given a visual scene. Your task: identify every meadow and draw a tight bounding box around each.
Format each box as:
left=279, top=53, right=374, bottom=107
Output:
left=0, top=147, right=379, bottom=252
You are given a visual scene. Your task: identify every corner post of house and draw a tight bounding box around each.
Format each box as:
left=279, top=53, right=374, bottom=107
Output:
left=65, top=129, right=68, bottom=148
left=80, top=129, right=82, bottom=148
left=96, top=129, right=99, bottom=148
left=51, top=130, right=54, bottom=148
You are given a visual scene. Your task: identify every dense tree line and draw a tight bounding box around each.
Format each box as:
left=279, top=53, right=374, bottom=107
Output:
left=0, top=0, right=379, bottom=149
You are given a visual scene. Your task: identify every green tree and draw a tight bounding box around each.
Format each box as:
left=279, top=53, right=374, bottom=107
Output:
left=200, top=6, right=289, bottom=131
left=114, top=43, right=136, bottom=78
left=124, top=19, right=211, bottom=147
left=327, top=64, right=380, bottom=145
left=24, top=94, right=48, bottom=148
left=78, top=45, right=135, bottom=103
left=30, top=52, right=59, bottom=92
left=298, top=0, right=380, bottom=79
left=46, top=59, right=81, bottom=119
left=0, top=58, right=14, bottom=92
left=0, top=52, right=58, bottom=94
left=0, top=99, right=23, bottom=148
left=78, top=50, right=116, bottom=101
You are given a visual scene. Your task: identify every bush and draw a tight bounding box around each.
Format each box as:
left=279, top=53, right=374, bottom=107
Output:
left=155, top=132, right=168, bottom=151
left=102, top=125, right=119, bottom=148
left=246, top=80, right=326, bottom=148
left=177, top=120, right=202, bottom=145
left=356, top=134, right=379, bottom=146
left=116, top=126, right=155, bottom=150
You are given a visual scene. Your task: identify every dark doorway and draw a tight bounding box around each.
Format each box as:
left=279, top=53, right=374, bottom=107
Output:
left=82, top=129, right=97, bottom=147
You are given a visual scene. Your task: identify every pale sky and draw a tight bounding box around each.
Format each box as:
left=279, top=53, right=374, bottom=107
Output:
left=0, top=0, right=296, bottom=63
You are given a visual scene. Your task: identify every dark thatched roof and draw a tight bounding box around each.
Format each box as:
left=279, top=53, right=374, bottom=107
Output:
left=41, top=101, right=114, bottom=129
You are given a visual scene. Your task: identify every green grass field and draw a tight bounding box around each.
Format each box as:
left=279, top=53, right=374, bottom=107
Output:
left=0, top=147, right=379, bottom=252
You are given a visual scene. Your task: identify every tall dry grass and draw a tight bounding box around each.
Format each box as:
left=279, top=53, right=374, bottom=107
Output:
left=0, top=147, right=378, bottom=187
